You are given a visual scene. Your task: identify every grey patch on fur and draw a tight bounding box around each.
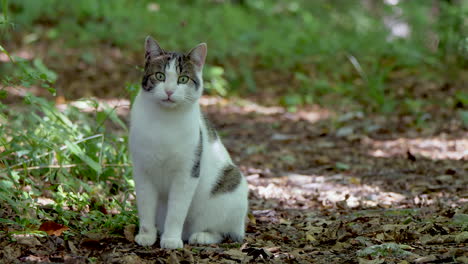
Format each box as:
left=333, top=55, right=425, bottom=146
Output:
left=201, top=113, right=218, bottom=142
left=211, top=164, right=242, bottom=196
left=191, top=129, right=203, bottom=178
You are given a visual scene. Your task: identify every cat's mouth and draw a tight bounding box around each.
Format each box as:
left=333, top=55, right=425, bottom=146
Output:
left=160, top=97, right=177, bottom=107
left=162, top=98, right=175, bottom=103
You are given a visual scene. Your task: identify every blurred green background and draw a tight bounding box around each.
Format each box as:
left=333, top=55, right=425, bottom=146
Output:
left=0, top=0, right=467, bottom=235
left=1, top=0, right=467, bottom=112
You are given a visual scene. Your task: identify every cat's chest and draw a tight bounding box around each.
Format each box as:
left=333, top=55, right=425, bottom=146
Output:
left=133, top=122, right=192, bottom=151
left=131, top=117, right=198, bottom=170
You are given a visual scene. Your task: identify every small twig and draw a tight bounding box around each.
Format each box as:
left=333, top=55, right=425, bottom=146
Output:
left=346, top=53, right=368, bottom=83
left=97, top=134, right=105, bottom=180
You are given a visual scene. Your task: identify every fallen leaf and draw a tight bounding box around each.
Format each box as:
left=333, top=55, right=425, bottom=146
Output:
left=84, top=232, right=107, bottom=240
left=358, top=257, right=385, bottom=264
left=38, top=221, right=69, bottom=236
left=306, top=233, right=316, bottom=242
left=68, top=240, right=78, bottom=254
left=14, top=234, right=41, bottom=247
left=414, top=255, right=437, bottom=263
left=456, top=256, right=468, bottom=264
left=331, top=242, right=349, bottom=251
left=167, top=252, right=180, bottom=264
left=224, top=249, right=247, bottom=261
left=247, top=213, right=256, bottom=225
left=2, top=245, right=21, bottom=262
left=279, top=218, right=292, bottom=225
left=182, top=249, right=195, bottom=263
left=435, top=174, right=453, bottom=182
left=120, top=254, right=143, bottom=264
left=349, top=177, right=361, bottom=185
left=124, top=224, right=136, bottom=242
left=420, top=234, right=454, bottom=245
left=455, top=231, right=468, bottom=243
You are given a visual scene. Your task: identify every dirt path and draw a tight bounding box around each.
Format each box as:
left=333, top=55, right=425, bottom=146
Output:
left=1, top=98, right=467, bottom=263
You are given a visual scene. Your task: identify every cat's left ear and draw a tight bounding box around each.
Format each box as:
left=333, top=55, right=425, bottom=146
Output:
left=145, top=36, right=164, bottom=59
left=188, top=43, right=207, bottom=68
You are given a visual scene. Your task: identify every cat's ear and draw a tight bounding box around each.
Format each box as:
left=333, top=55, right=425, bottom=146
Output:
left=145, top=36, right=164, bottom=58
left=188, top=43, right=207, bottom=68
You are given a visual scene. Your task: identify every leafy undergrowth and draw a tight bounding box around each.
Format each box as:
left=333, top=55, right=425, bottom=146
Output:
left=3, top=0, right=467, bottom=112
left=0, top=96, right=467, bottom=263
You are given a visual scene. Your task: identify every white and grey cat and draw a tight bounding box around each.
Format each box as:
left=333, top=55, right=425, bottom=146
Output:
left=129, top=36, right=248, bottom=249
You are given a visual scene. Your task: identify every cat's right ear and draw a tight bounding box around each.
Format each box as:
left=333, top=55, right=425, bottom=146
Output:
left=145, top=36, right=164, bottom=59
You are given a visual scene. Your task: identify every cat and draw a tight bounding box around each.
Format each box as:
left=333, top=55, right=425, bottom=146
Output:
left=129, top=36, right=249, bottom=249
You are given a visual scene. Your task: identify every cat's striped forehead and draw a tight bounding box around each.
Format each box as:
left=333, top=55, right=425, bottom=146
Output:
left=145, top=52, right=196, bottom=75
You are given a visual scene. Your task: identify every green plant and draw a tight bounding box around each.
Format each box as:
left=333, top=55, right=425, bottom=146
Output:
left=204, top=66, right=228, bottom=96
left=0, top=43, right=136, bottom=236
left=357, top=243, right=415, bottom=258
left=3, top=0, right=463, bottom=113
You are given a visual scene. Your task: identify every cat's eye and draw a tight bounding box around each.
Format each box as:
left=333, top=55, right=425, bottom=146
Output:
left=178, top=76, right=189, bottom=84
left=154, top=72, right=165, bottom=81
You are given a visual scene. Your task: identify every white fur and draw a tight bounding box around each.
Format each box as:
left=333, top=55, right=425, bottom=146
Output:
left=129, top=47, right=248, bottom=249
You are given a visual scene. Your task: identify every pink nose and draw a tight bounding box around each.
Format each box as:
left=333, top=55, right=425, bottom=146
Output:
left=165, top=90, right=174, bottom=97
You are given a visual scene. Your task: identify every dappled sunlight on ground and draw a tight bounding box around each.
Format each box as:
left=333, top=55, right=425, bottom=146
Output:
left=365, top=135, right=468, bottom=160
left=200, top=96, right=332, bottom=123
left=56, top=98, right=130, bottom=115
left=52, top=95, right=332, bottom=124
left=200, top=96, right=285, bottom=115
left=247, top=173, right=408, bottom=210
left=2, top=92, right=467, bottom=263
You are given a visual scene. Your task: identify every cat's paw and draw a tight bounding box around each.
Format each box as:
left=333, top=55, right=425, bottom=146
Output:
left=160, top=237, right=183, bottom=249
left=189, top=232, right=223, bottom=245
left=135, top=232, right=157, bottom=246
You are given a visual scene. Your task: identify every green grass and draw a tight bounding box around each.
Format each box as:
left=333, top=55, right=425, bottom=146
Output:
left=2, top=0, right=467, bottom=111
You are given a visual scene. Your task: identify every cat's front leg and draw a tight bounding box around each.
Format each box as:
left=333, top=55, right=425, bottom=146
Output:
left=133, top=166, right=158, bottom=246
left=160, top=172, right=198, bottom=249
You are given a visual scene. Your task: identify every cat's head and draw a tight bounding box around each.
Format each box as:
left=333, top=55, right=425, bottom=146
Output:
left=141, top=36, right=207, bottom=109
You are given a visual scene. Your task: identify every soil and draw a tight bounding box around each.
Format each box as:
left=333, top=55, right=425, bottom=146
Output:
left=1, top=96, right=467, bottom=263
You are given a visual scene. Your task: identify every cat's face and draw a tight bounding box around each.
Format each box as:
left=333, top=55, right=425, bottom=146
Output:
left=141, top=36, right=207, bottom=109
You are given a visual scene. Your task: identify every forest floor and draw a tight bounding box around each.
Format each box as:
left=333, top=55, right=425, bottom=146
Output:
left=1, top=41, right=467, bottom=263
left=1, top=95, right=467, bottom=264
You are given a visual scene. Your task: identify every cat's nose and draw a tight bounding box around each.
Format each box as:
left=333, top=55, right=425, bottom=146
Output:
left=165, top=90, right=174, bottom=97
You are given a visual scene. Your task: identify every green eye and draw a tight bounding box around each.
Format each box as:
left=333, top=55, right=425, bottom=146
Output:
left=178, top=76, right=189, bottom=84
left=154, top=72, right=165, bottom=81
